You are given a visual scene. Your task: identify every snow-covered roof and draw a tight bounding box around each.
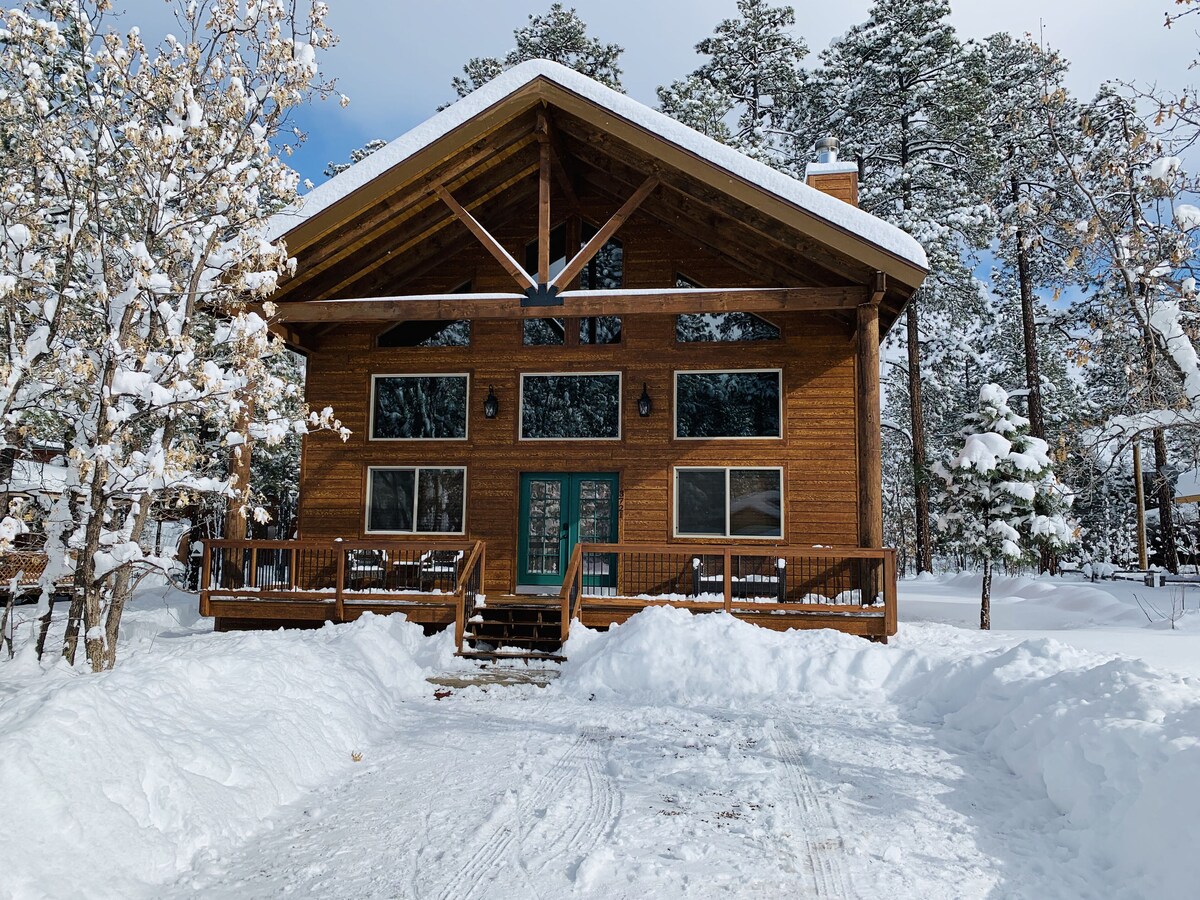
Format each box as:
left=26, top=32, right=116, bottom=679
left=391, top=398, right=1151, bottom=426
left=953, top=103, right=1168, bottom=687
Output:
left=3, top=459, right=69, bottom=496
left=267, top=60, right=928, bottom=273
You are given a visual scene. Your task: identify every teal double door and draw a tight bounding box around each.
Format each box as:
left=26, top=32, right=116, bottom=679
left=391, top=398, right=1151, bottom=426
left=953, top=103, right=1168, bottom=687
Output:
left=517, top=472, right=618, bottom=589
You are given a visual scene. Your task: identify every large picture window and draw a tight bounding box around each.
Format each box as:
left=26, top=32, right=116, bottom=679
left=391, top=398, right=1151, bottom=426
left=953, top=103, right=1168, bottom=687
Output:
left=675, top=370, right=782, bottom=439
left=675, top=467, right=782, bottom=538
left=366, top=467, right=466, bottom=534
left=371, top=374, right=468, bottom=440
left=520, top=373, right=621, bottom=440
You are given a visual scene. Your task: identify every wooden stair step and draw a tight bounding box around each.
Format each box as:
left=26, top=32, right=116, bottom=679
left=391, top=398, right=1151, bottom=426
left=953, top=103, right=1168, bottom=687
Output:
left=456, top=649, right=566, bottom=663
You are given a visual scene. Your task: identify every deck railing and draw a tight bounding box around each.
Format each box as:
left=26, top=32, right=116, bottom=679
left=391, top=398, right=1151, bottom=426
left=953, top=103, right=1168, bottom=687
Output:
left=559, top=543, right=897, bottom=642
left=200, top=538, right=484, bottom=624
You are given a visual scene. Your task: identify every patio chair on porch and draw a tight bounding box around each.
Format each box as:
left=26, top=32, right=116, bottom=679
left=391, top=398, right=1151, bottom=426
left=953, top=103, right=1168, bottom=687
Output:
left=417, top=549, right=463, bottom=594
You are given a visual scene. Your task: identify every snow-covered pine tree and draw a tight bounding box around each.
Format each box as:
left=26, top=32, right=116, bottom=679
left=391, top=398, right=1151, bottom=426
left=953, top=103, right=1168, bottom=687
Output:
left=325, top=139, right=388, bottom=178
left=656, top=0, right=808, bottom=166
left=449, top=3, right=623, bottom=100
left=0, top=1, right=348, bottom=670
left=935, top=385, right=1076, bottom=629
left=981, top=33, right=1084, bottom=445
left=802, top=0, right=996, bottom=573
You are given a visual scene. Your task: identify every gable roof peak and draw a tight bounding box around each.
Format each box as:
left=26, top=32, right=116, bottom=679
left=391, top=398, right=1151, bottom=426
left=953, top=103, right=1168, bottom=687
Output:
left=266, top=58, right=928, bottom=276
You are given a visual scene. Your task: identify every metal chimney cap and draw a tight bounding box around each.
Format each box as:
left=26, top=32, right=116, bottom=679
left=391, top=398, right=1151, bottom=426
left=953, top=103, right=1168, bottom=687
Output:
left=815, top=136, right=839, bottom=163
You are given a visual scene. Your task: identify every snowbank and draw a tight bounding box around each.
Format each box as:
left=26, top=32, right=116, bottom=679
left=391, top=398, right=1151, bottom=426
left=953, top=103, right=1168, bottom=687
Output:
left=560, top=608, right=1200, bottom=897
left=0, top=614, right=454, bottom=900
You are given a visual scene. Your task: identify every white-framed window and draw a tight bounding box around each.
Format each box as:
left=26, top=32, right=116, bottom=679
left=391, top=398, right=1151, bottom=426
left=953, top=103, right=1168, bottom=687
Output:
left=674, top=467, right=783, bottom=538
left=519, top=372, right=622, bottom=440
left=365, top=466, right=467, bottom=534
left=674, top=369, right=782, bottom=439
left=370, top=373, right=469, bottom=440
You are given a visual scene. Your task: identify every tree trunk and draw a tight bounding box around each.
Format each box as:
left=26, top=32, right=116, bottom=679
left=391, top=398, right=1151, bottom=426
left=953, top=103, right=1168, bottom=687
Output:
left=35, top=592, right=55, bottom=660
left=79, top=459, right=111, bottom=673
left=1012, top=177, right=1045, bottom=442
left=906, top=299, right=932, bottom=573
left=980, top=557, right=992, bottom=630
left=61, top=574, right=85, bottom=665
left=1154, top=426, right=1180, bottom=573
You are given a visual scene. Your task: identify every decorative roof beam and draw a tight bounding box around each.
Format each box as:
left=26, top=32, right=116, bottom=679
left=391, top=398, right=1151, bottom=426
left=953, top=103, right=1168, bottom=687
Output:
left=550, top=176, right=659, bottom=292
left=435, top=185, right=536, bottom=292
left=273, top=286, right=868, bottom=323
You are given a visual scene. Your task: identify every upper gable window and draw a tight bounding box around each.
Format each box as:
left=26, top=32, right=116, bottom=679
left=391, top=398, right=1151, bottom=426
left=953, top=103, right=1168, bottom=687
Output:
left=673, top=274, right=781, bottom=343
left=524, top=318, right=566, bottom=346
left=523, top=223, right=623, bottom=346
left=378, top=281, right=472, bottom=347
left=524, top=222, right=623, bottom=290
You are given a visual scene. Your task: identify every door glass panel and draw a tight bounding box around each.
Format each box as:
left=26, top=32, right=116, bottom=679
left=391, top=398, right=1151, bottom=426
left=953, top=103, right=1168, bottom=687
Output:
left=578, top=479, right=614, bottom=582
left=576, top=479, right=613, bottom=543
left=526, top=479, right=562, bottom=575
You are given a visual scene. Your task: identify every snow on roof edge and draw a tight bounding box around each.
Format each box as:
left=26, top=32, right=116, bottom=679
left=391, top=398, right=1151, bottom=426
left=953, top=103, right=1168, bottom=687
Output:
left=266, top=60, right=928, bottom=272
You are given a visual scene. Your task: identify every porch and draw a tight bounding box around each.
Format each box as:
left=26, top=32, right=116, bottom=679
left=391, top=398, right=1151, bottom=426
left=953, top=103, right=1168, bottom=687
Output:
left=199, top=539, right=897, bottom=651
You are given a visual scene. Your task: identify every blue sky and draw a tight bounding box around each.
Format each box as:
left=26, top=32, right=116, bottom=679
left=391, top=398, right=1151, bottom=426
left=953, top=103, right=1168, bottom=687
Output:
left=115, top=0, right=1198, bottom=186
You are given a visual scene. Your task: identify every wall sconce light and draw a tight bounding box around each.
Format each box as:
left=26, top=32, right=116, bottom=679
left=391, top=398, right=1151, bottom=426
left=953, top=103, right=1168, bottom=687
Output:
left=637, top=382, right=652, bottom=417
left=483, top=385, right=499, bottom=419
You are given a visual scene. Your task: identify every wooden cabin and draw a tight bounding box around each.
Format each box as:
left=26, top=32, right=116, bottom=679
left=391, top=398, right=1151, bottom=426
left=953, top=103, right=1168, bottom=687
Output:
left=200, top=61, right=928, bottom=653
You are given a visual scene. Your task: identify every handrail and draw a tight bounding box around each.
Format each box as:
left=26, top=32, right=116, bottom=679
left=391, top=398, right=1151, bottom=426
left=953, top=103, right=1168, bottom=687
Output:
left=559, top=542, right=584, bottom=643
left=455, top=540, right=486, bottom=653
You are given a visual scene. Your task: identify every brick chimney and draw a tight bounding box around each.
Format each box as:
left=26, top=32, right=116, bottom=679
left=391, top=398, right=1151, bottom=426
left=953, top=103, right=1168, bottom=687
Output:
left=804, top=137, right=859, bottom=207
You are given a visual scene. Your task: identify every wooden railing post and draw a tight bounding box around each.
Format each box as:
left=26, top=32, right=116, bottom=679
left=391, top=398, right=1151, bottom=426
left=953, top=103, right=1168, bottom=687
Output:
left=289, top=547, right=297, bottom=591
left=250, top=546, right=258, bottom=589
left=455, top=588, right=466, bottom=652
left=334, top=544, right=346, bottom=623
left=199, top=541, right=212, bottom=616
left=723, top=548, right=732, bottom=612
left=883, top=548, right=898, bottom=638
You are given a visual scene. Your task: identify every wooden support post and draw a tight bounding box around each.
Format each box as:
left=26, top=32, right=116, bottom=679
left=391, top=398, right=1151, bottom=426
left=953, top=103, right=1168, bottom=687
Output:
left=334, top=546, right=346, bottom=623
left=250, top=547, right=258, bottom=589
left=435, top=185, right=536, bottom=291
left=857, top=292, right=883, bottom=549
left=551, top=176, right=658, bottom=291
left=289, top=547, right=297, bottom=590
left=537, top=113, right=552, bottom=286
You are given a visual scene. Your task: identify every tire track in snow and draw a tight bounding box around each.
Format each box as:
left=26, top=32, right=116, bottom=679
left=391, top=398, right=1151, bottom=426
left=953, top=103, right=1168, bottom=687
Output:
left=770, top=715, right=858, bottom=900
left=427, top=727, right=595, bottom=900
left=523, top=726, right=621, bottom=881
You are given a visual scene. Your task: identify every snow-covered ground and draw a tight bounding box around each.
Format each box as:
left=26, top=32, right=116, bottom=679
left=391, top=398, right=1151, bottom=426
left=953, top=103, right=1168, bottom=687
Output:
left=1, top=574, right=1198, bottom=899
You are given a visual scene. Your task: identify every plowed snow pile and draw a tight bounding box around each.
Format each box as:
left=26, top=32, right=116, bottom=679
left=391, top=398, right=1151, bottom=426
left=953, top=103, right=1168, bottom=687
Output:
left=562, top=607, right=1200, bottom=898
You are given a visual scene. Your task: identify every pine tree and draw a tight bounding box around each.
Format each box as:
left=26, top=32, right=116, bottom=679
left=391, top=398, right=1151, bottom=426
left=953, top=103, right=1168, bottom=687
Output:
left=325, top=139, right=388, bottom=178
left=657, top=0, right=808, bottom=165
left=803, top=0, right=997, bottom=573
left=935, top=385, right=1076, bottom=629
left=449, top=3, right=623, bottom=99
left=981, top=33, right=1083, bottom=445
